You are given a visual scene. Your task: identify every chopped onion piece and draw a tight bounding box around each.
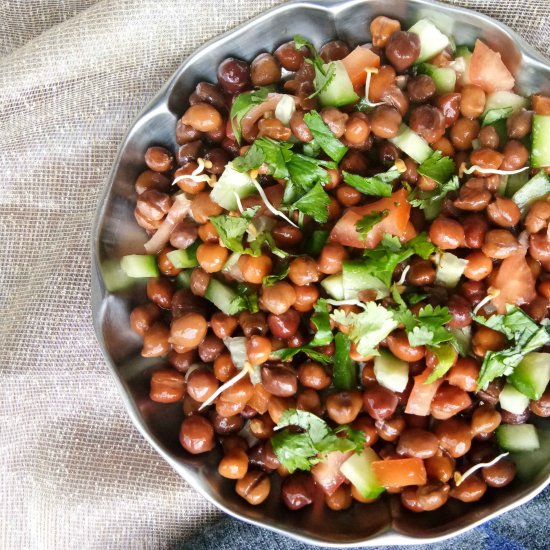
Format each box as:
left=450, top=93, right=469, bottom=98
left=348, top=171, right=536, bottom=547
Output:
left=144, top=194, right=191, bottom=254
left=251, top=178, right=298, bottom=227
left=275, top=95, right=296, bottom=126
left=449, top=56, right=466, bottom=74
left=460, top=163, right=530, bottom=177
left=325, top=299, right=368, bottom=310
left=453, top=452, right=509, bottom=486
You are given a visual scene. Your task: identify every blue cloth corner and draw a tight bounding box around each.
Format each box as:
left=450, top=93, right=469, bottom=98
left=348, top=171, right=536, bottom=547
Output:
left=176, top=487, right=549, bottom=550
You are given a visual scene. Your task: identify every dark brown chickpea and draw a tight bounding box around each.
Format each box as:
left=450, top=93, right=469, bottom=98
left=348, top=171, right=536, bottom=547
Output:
left=482, top=459, right=516, bottom=488
left=530, top=390, right=550, bottom=416
left=363, top=385, right=399, bottom=420
left=436, top=93, right=461, bottom=127
left=136, top=189, right=172, bottom=222
left=464, top=251, right=493, bottom=281
left=147, top=278, right=173, bottom=309
left=250, top=53, right=281, bottom=87
left=213, top=354, right=236, bottom=382
left=179, top=415, right=215, bottom=454
left=192, top=81, right=227, bottom=113
left=236, top=470, right=271, bottom=505
left=387, top=330, right=425, bottom=361
left=447, top=357, right=480, bottom=392
left=507, top=110, right=532, bottom=139
left=407, top=259, right=436, bottom=287
left=463, top=213, right=490, bottom=249
left=339, top=149, right=369, bottom=175
left=247, top=335, right=272, bottom=365
left=447, top=295, right=472, bottom=329
left=268, top=309, right=300, bottom=339
left=198, top=333, right=224, bottom=363
left=156, top=246, right=180, bottom=277
left=261, top=365, right=298, bottom=397
left=130, top=303, right=161, bottom=336
left=401, top=482, right=450, bottom=512
left=296, top=388, right=323, bottom=415
left=144, top=146, right=174, bottom=172
left=238, top=254, right=273, bottom=285
left=170, top=221, right=198, bottom=250
left=293, top=284, right=319, bottom=312
left=189, top=267, right=211, bottom=298
left=170, top=312, right=208, bottom=351
left=500, top=408, right=530, bottom=425
left=261, top=282, right=296, bottom=315
left=435, top=418, right=472, bottom=458
left=370, top=105, right=402, bottom=138
left=282, top=472, right=315, bottom=510
left=212, top=412, right=244, bottom=436
left=319, top=39, right=350, bottom=62
left=397, top=428, right=439, bottom=459
left=190, top=191, right=223, bottom=224
left=478, top=126, right=500, bottom=149
left=150, top=369, right=185, bottom=403
left=425, top=455, right=454, bottom=483
left=487, top=196, right=521, bottom=228
left=401, top=156, right=419, bottom=184
left=239, top=311, right=268, bottom=337
left=177, top=140, right=202, bottom=165
left=336, top=184, right=362, bottom=206
left=326, top=391, right=363, bottom=424
left=290, top=110, right=313, bottom=142
left=450, top=475, right=487, bottom=502
left=203, top=148, right=230, bottom=175
left=218, top=448, right=249, bottom=479
left=375, top=416, right=406, bottom=442
left=429, top=216, right=465, bottom=249
left=288, top=256, right=319, bottom=286
left=450, top=117, right=480, bottom=150
left=135, top=170, right=171, bottom=195
left=168, top=350, right=196, bottom=373
left=298, top=362, right=331, bottom=390
left=381, top=85, right=409, bottom=117
left=377, top=142, right=400, bottom=166
left=431, top=384, right=472, bottom=420
left=461, top=280, right=488, bottom=307
left=460, top=85, right=486, bottom=118
left=176, top=120, right=201, bottom=145
left=407, top=74, right=436, bottom=103
left=385, top=31, right=420, bottom=72
left=482, top=229, right=520, bottom=259
left=272, top=222, right=303, bottom=247
left=409, top=105, right=445, bottom=144
left=500, top=140, right=530, bottom=171
left=217, top=57, right=250, bottom=94
left=325, top=484, right=352, bottom=511
left=274, top=41, right=306, bottom=71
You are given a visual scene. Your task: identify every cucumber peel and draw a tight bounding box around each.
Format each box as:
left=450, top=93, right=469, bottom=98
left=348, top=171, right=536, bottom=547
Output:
left=340, top=447, right=385, bottom=499
left=531, top=114, right=550, bottom=168
left=408, top=19, right=450, bottom=64
left=389, top=124, right=432, bottom=164
left=509, top=352, right=550, bottom=400
left=318, top=60, right=359, bottom=108
left=120, top=254, right=159, bottom=278
left=496, top=424, right=540, bottom=452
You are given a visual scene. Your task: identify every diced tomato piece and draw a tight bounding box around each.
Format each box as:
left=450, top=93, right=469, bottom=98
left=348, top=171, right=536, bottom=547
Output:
left=342, top=46, right=381, bottom=88
left=400, top=221, right=417, bottom=242
left=491, top=252, right=536, bottom=314
left=405, top=368, right=444, bottom=416
left=246, top=383, right=271, bottom=414
left=329, top=188, right=411, bottom=249
left=371, top=458, right=427, bottom=488
left=311, top=450, right=353, bottom=495
left=469, top=40, right=515, bottom=93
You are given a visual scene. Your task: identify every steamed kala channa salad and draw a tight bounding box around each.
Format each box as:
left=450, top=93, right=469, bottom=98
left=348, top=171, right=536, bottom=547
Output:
left=118, top=15, right=550, bottom=513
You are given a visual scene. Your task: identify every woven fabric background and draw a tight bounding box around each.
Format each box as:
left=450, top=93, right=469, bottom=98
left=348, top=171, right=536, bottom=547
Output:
left=0, top=1, right=548, bottom=548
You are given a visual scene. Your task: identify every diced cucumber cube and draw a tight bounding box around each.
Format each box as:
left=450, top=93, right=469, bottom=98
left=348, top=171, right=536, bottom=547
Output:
left=210, top=162, right=257, bottom=211
left=120, top=254, right=159, bottom=278
left=531, top=115, right=550, bottom=168
left=496, top=424, right=540, bottom=452
left=340, top=447, right=385, bottom=500
left=408, top=19, right=450, bottom=63
left=483, top=91, right=529, bottom=116
left=318, top=60, right=359, bottom=108
left=100, top=259, right=134, bottom=292
left=343, top=261, right=389, bottom=300
left=204, top=279, right=239, bottom=315
left=417, top=63, right=456, bottom=94
left=166, top=242, right=199, bottom=269
left=389, top=124, right=433, bottom=164
left=321, top=273, right=345, bottom=300
left=374, top=350, right=409, bottom=393
left=511, top=171, right=550, bottom=216
left=509, top=352, right=550, bottom=400
left=504, top=170, right=530, bottom=198
left=499, top=382, right=530, bottom=414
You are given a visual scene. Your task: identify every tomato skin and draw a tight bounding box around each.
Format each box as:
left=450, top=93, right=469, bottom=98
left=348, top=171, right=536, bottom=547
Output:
left=329, top=188, right=411, bottom=249
left=469, top=40, right=515, bottom=93
left=405, top=368, right=444, bottom=416
left=371, top=457, right=427, bottom=488
left=341, top=46, right=381, bottom=88
left=311, top=450, right=353, bottom=495
left=491, top=252, right=536, bottom=313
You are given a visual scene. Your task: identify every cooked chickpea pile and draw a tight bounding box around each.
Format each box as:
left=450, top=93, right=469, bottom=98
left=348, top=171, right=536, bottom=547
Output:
left=126, top=14, right=550, bottom=515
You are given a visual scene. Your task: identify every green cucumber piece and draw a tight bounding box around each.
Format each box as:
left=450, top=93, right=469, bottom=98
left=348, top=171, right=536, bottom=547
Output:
left=318, top=60, right=359, bottom=108
left=204, top=279, right=239, bottom=315
left=210, top=161, right=257, bottom=210
left=504, top=170, right=530, bottom=198
left=340, top=447, right=385, bottom=500
left=408, top=19, right=450, bottom=63
left=120, top=254, right=159, bottom=278
left=100, top=259, right=134, bottom=292
left=176, top=270, right=191, bottom=289
left=342, top=261, right=389, bottom=300
left=531, top=114, right=550, bottom=167
left=222, top=251, right=241, bottom=273
left=417, top=63, right=456, bottom=94
left=303, top=230, right=329, bottom=256
left=483, top=91, right=529, bottom=116
left=509, top=352, right=550, bottom=400
left=333, top=332, right=357, bottom=390
left=320, top=273, right=345, bottom=300
left=389, top=124, right=433, bottom=164
left=511, top=171, right=550, bottom=215
left=435, top=253, right=467, bottom=288
left=512, top=428, right=550, bottom=480
left=499, top=382, right=530, bottom=414
left=496, top=424, right=540, bottom=452
left=166, top=242, right=199, bottom=269
left=374, top=350, right=409, bottom=393
left=455, top=46, right=472, bottom=86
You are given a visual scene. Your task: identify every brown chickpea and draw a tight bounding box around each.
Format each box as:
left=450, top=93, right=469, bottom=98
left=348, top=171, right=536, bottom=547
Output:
left=156, top=246, right=180, bottom=277
left=532, top=94, right=550, bottom=115
left=407, top=259, right=436, bottom=287
left=236, top=470, right=271, bottom=505
left=472, top=325, right=506, bottom=357
left=431, top=384, right=472, bottom=420
left=177, top=140, right=202, bottom=165
left=268, top=308, right=300, bottom=339
left=435, top=418, right=472, bottom=458
left=218, top=448, right=249, bottom=479
left=471, top=404, right=502, bottom=435
left=130, top=303, right=161, bottom=336
left=375, top=416, right=406, bottom=442
left=186, top=368, right=219, bottom=403
left=450, top=117, right=480, bottom=150
left=169, top=350, right=196, bottom=373
left=344, top=114, right=371, bottom=145
left=436, top=93, right=461, bottom=127
left=282, top=472, right=315, bottom=510
left=409, top=105, right=445, bottom=144
left=447, top=357, right=480, bottom=392
left=464, top=251, right=493, bottom=281
left=170, top=312, right=208, bottom=350
left=176, top=120, right=201, bottom=145
left=369, top=65, right=397, bottom=102
left=288, top=256, right=319, bottom=286
left=401, top=157, right=418, bottom=184
left=478, top=126, right=500, bottom=149
left=213, top=354, right=237, bottom=383
left=406, top=74, right=436, bottom=103
left=370, top=16, right=401, bottom=48
left=136, top=189, right=172, bottom=222
left=290, top=110, right=313, bottom=143
left=507, top=110, right=532, bottom=139
left=216, top=397, right=246, bottom=417
left=258, top=118, right=292, bottom=141
left=530, top=232, right=550, bottom=262
left=363, top=385, right=399, bottom=420
left=429, top=216, right=465, bottom=249
left=321, top=107, right=348, bottom=138
left=387, top=330, right=425, bottom=361
left=530, top=390, right=550, bottom=417
left=144, top=146, right=174, bottom=172
left=190, top=191, right=223, bottom=224
left=142, top=323, right=171, bottom=357
left=454, top=185, right=492, bottom=212
left=487, top=196, right=521, bottom=228
left=500, top=140, right=530, bottom=171
left=298, top=362, right=331, bottom=390
left=293, top=284, right=319, bottom=312
left=272, top=222, right=303, bottom=247
left=212, top=413, right=244, bottom=435
left=381, top=85, right=409, bottom=117
left=501, top=408, right=530, bottom=425
left=370, top=105, right=402, bottom=138
left=250, top=53, right=281, bottom=86
left=433, top=136, right=455, bottom=158
left=238, top=254, right=272, bottom=284
left=318, top=243, right=347, bottom=275
left=196, top=243, right=228, bottom=273
left=179, top=415, right=215, bottom=454
left=181, top=103, right=223, bottom=133
left=261, top=282, right=296, bottom=315
left=385, top=31, right=420, bottom=72
left=274, top=41, right=306, bottom=71
left=239, top=311, right=268, bottom=337
left=482, top=458, right=516, bottom=488
left=482, top=229, right=520, bottom=259
left=198, top=333, right=224, bottom=363
left=538, top=279, right=550, bottom=300
left=460, top=85, right=486, bottom=118
left=401, top=482, right=450, bottom=512
left=210, top=313, right=238, bottom=340
left=296, top=388, right=323, bottom=416
left=189, top=267, right=211, bottom=298
left=150, top=369, right=185, bottom=403
left=135, top=170, right=171, bottom=195
left=326, top=391, right=363, bottom=424
left=175, top=162, right=206, bottom=194
left=471, top=148, right=504, bottom=172
left=222, top=435, right=249, bottom=454
left=197, top=221, right=218, bottom=243
left=319, top=39, right=350, bottom=62
left=249, top=415, right=276, bottom=440
left=446, top=295, right=472, bottom=329
left=325, top=484, right=353, bottom=511
left=525, top=200, right=550, bottom=234
left=463, top=213, right=490, bottom=249
left=450, top=475, right=487, bottom=502
left=222, top=377, right=254, bottom=406
left=247, top=335, right=272, bottom=365
left=336, top=184, right=362, bottom=206
left=170, top=221, right=198, bottom=249
left=267, top=396, right=295, bottom=424
left=425, top=455, right=454, bottom=483
left=261, top=365, right=298, bottom=397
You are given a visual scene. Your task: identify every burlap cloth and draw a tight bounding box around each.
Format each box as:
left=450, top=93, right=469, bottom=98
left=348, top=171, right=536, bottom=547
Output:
left=1, top=1, right=548, bottom=548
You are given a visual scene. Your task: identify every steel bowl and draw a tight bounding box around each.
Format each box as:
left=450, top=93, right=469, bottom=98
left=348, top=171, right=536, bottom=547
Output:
left=91, top=0, right=550, bottom=545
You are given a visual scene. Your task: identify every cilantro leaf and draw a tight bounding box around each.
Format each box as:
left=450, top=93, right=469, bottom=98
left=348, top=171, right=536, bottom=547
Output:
left=473, top=305, right=540, bottom=342
left=286, top=154, right=335, bottom=195
left=408, top=176, right=460, bottom=211
left=292, top=182, right=330, bottom=223
left=482, top=107, right=513, bottom=127
left=407, top=233, right=438, bottom=259
left=309, top=298, right=333, bottom=347
left=303, top=110, right=348, bottom=162
left=342, top=167, right=400, bottom=197
left=210, top=206, right=260, bottom=253
left=331, top=302, right=398, bottom=356
left=276, top=409, right=330, bottom=442
left=355, top=210, right=388, bottom=239
left=425, top=343, right=458, bottom=383
left=272, top=346, right=332, bottom=365
left=262, top=264, right=289, bottom=287
left=302, top=230, right=329, bottom=256
left=332, top=332, right=357, bottom=390
left=270, top=432, right=318, bottom=473
left=230, top=87, right=273, bottom=144
left=232, top=137, right=293, bottom=179
left=417, top=151, right=456, bottom=185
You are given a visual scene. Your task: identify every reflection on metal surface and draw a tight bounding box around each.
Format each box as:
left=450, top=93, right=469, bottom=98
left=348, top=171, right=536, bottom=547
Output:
left=91, top=0, right=550, bottom=546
